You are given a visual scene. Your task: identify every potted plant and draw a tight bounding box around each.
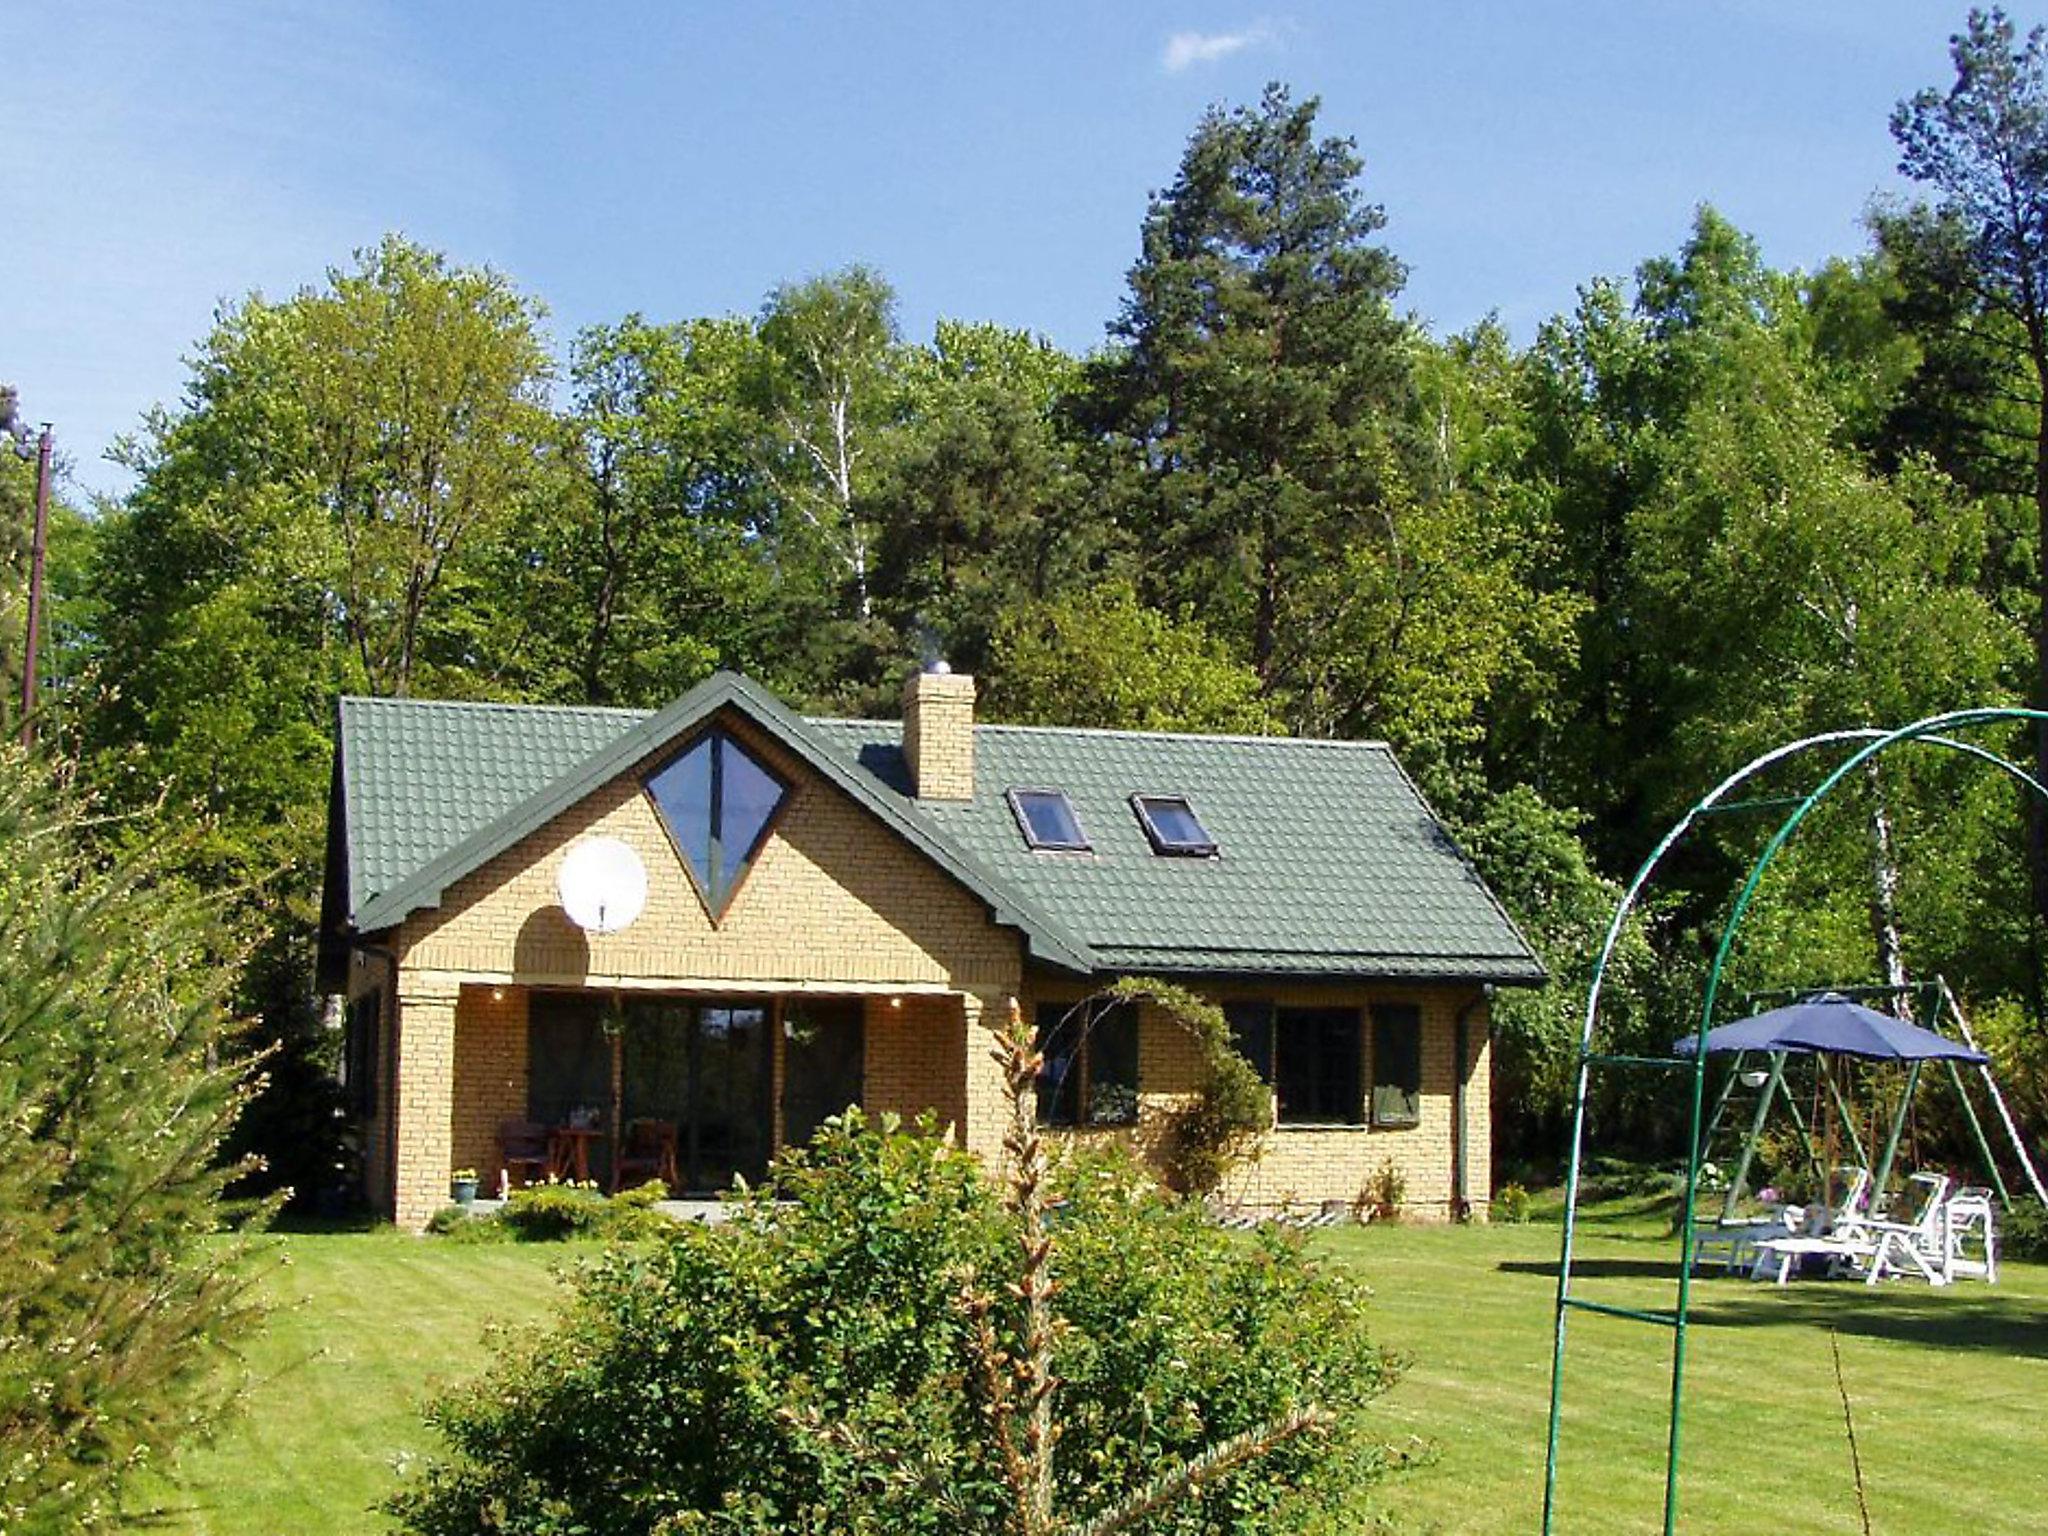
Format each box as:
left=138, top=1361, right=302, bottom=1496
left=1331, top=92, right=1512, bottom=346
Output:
left=451, top=1168, right=480, bottom=1206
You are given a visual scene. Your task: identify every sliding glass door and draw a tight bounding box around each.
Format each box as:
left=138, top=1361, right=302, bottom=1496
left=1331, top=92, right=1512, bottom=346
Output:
left=532, top=992, right=866, bottom=1196
left=781, top=997, right=865, bottom=1150
left=618, top=998, right=771, bottom=1194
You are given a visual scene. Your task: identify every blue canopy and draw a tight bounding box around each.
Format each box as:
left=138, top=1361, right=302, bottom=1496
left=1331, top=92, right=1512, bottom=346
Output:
left=1674, top=993, right=1989, bottom=1063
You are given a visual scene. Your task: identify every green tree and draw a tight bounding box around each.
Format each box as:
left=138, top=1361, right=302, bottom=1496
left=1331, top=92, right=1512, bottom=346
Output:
left=1527, top=210, right=2029, bottom=1027
left=1891, top=6, right=2048, bottom=934
left=484, top=314, right=773, bottom=706
left=755, top=265, right=901, bottom=651
left=1297, top=322, right=1583, bottom=775
left=84, top=236, right=558, bottom=1203
left=1084, top=84, right=1413, bottom=697
left=0, top=749, right=268, bottom=1533
left=871, top=321, right=1098, bottom=675
left=984, top=580, right=1276, bottom=734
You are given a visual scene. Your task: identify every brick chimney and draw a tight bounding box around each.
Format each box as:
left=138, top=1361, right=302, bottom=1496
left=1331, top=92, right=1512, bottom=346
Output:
left=901, top=667, right=976, bottom=800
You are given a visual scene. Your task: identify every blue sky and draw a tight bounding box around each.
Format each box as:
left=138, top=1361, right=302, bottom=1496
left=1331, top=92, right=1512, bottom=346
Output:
left=11, top=2, right=2043, bottom=497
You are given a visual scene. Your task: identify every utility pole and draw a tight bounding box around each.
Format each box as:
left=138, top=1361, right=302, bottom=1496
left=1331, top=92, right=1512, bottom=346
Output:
left=20, top=423, right=53, bottom=748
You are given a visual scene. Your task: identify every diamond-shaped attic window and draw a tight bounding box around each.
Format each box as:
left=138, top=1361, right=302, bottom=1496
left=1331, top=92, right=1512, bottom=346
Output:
left=644, top=728, right=788, bottom=919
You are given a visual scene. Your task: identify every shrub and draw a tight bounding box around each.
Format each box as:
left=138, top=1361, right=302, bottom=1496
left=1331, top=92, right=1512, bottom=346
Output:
left=1492, top=1181, right=1533, bottom=1224
left=0, top=749, right=268, bottom=1532
left=498, top=1178, right=608, bottom=1240
left=448, top=1178, right=674, bottom=1243
left=1100, top=976, right=1271, bottom=1197
left=391, top=1111, right=1399, bottom=1535
left=2002, top=1199, right=2048, bottom=1261
left=1364, top=1159, right=1407, bottom=1222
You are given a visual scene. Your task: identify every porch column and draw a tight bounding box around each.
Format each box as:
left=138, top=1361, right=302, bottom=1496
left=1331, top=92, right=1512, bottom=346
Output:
left=961, top=991, right=1014, bottom=1165
left=393, top=979, right=460, bottom=1232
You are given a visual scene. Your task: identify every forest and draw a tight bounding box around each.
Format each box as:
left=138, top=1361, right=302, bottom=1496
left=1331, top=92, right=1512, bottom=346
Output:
left=7, top=12, right=2048, bottom=1203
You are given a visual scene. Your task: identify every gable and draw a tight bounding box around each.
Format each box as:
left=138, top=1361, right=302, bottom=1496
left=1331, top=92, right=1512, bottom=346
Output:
left=397, top=712, right=1024, bottom=993
left=332, top=673, right=1095, bottom=975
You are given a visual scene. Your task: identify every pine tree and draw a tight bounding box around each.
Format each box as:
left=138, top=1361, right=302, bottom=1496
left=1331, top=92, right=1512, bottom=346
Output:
left=1084, top=84, right=1413, bottom=697
left=0, top=748, right=269, bottom=1533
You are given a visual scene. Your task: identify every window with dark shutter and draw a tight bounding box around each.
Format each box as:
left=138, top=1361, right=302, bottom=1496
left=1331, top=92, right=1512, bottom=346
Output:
left=1224, top=1000, right=1275, bottom=1085
left=1371, top=1004, right=1423, bottom=1127
left=343, top=988, right=382, bottom=1118
left=1034, top=998, right=1140, bottom=1126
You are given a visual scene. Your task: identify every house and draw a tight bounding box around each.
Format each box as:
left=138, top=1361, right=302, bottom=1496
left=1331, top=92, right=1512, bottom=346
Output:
left=320, top=668, right=1544, bottom=1230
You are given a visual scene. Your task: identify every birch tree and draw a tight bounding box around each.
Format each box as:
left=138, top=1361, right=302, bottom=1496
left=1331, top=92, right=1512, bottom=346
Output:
left=755, top=265, right=900, bottom=621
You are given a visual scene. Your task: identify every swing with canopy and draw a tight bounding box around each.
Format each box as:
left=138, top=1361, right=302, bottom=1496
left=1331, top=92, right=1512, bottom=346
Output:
left=1674, top=988, right=2028, bottom=1286
left=1541, top=708, right=2048, bottom=1536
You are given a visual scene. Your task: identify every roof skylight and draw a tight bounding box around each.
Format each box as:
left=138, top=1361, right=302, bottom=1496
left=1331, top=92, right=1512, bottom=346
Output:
left=1008, top=788, right=1090, bottom=852
left=1132, top=794, right=1217, bottom=857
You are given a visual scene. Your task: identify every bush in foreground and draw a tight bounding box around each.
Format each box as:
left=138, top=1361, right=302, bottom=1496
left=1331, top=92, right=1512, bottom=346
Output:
left=0, top=750, right=267, bottom=1532
left=392, top=1112, right=1399, bottom=1535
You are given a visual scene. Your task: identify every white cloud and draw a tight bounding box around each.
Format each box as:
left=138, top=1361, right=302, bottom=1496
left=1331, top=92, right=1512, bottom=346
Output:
left=1161, top=23, right=1276, bottom=74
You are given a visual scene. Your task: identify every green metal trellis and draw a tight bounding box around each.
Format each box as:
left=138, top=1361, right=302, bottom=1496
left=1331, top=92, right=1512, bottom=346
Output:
left=1541, top=709, right=2048, bottom=1535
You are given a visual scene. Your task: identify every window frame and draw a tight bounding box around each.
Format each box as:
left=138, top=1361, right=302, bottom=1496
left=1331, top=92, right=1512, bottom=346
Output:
left=1272, top=1005, right=1365, bottom=1127
left=643, top=726, right=792, bottom=922
left=1033, top=998, right=1140, bottom=1128
left=1130, top=793, right=1219, bottom=857
left=1007, top=787, right=1092, bottom=852
left=1370, top=1003, right=1424, bottom=1129
left=342, top=986, right=383, bottom=1119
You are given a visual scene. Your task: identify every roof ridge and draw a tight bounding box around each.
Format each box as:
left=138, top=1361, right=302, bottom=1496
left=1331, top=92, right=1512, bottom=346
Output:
left=802, top=714, right=1393, bottom=751
left=341, top=694, right=650, bottom=719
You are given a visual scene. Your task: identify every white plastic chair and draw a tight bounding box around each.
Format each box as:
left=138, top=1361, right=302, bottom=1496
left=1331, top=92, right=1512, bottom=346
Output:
left=1863, top=1172, right=1952, bottom=1286
left=1941, top=1186, right=1999, bottom=1284
left=1748, top=1169, right=1875, bottom=1285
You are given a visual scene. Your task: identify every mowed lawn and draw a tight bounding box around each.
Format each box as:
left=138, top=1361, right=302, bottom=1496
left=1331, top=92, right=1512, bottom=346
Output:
left=135, top=1217, right=2046, bottom=1534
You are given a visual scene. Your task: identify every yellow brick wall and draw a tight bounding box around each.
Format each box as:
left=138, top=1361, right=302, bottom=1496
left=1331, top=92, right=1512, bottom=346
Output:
left=391, top=980, right=459, bottom=1231
left=451, top=985, right=529, bottom=1192
left=862, top=993, right=970, bottom=1137
left=1022, top=977, right=1492, bottom=1220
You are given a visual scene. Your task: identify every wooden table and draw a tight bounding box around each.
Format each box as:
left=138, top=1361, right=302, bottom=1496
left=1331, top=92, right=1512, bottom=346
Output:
left=547, top=1126, right=604, bottom=1184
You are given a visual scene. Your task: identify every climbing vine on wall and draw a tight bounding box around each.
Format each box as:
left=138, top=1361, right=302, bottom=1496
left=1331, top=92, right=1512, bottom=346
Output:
left=1091, top=976, right=1273, bottom=1196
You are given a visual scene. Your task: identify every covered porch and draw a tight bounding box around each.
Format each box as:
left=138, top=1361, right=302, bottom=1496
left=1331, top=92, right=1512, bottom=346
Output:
left=383, top=980, right=991, bottom=1223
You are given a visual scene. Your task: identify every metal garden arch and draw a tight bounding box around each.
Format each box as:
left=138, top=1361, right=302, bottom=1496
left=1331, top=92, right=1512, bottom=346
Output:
left=1541, top=707, right=2048, bottom=1535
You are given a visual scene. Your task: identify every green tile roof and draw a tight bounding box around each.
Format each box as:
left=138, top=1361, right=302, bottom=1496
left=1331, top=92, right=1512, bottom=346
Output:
left=338, top=695, right=643, bottom=919
left=805, top=719, right=1543, bottom=982
left=329, top=674, right=1543, bottom=985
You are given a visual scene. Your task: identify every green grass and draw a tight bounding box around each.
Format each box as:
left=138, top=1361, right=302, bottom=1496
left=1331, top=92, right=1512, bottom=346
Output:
left=1341, top=1214, right=2046, bottom=1534
left=131, top=1228, right=591, bottom=1534
left=134, top=1216, right=2047, bottom=1534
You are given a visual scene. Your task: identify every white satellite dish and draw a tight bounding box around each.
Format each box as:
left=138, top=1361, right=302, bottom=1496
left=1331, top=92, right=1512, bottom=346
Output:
left=557, top=836, right=648, bottom=934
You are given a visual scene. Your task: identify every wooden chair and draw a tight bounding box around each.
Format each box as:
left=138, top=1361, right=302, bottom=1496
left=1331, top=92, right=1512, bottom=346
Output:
left=498, top=1120, right=552, bottom=1194
left=612, top=1118, right=680, bottom=1195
